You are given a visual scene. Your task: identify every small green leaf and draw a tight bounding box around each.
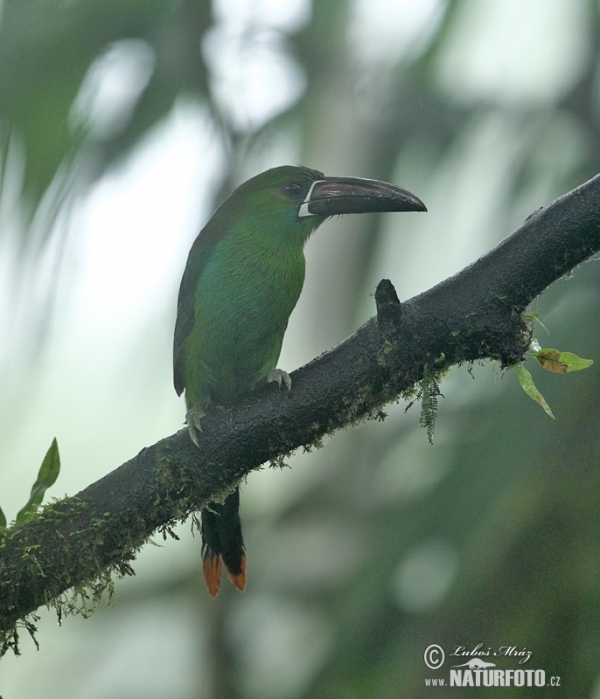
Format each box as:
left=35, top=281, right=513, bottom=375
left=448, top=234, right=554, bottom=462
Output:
left=0, top=505, right=6, bottom=529
left=532, top=348, right=594, bottom=374
left=16, top=438, right=61, bottom=525
left=559, top=352, right=594, bottom=372
left=517, top=365, right=555, bottom=419
left=523, top=312, right=549, bottom=334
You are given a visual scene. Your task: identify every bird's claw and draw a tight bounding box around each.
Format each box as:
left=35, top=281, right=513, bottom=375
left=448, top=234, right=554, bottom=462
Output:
left=185, top=404, right=205, bottom=447
left=266, top=368, right=292, bottom=391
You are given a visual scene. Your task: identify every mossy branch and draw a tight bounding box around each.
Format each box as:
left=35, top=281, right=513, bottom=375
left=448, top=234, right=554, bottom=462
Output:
left=3, top=172, right=600, bottom=642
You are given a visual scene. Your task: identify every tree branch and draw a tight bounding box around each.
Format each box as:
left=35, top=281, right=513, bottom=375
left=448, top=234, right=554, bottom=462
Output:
left=2, top=173, right=600, bottom=640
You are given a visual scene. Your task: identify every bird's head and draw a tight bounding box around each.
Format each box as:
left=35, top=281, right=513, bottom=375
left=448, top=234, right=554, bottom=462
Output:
left=215, top=165, right=426, bottom=244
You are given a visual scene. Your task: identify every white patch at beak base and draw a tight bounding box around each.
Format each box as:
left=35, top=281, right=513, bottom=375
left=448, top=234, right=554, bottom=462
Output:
left=297, top=180, right=323, bottom=218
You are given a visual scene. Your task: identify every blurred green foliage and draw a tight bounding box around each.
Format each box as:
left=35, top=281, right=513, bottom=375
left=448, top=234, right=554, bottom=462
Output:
left=2, top=0, right=600, bottom=697
left=0, top=0, right=211, bottom=216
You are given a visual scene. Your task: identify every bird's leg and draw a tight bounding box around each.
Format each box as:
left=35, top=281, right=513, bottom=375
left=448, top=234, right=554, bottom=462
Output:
left=266, top=368, right=292, bottom=391
left=185, top=403, right=205, bottom=447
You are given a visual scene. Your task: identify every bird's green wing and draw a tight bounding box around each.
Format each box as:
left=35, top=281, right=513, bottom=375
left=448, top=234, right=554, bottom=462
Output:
left=173, top=218, right=225, bottom=396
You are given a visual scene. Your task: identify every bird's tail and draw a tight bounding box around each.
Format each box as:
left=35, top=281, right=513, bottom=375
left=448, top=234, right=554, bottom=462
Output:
left=201, top=488, right=247, bottom=597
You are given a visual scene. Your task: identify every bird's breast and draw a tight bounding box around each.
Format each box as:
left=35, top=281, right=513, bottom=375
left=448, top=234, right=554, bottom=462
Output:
left=184, top=238, right=306, bottom=407
left=200, top=238, right=305, bottom=324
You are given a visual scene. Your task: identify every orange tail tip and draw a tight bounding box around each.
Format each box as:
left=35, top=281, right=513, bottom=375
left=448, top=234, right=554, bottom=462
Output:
left=203, top=555, right=222, bottom=598
left=226, top=555, right=247, bottom=592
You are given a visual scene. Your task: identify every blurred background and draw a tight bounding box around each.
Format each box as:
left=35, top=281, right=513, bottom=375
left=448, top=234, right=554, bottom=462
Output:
left=1, top=0, right=600, bottom=696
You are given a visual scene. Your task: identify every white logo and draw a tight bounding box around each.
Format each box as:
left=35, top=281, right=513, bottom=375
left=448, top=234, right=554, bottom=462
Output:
left=423, top=644, right=561, bottom=688
left=424, top=644, right=445, bottom=670
left=453, top=659, right=496, bottom=669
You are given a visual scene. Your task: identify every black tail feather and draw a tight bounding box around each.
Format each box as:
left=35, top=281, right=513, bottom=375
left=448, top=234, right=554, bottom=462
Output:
left=201, top=488, right=246, bottom=596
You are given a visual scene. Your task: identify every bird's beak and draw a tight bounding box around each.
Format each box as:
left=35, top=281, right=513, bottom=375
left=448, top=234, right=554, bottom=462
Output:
left=298, top=176, right=426, bottom=218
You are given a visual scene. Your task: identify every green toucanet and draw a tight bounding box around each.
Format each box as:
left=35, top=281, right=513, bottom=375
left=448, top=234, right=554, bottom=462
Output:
left=173, top=165, right=426, bottom=596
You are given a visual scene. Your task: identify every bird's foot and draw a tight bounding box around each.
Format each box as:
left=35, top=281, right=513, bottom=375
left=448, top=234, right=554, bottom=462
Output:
left=266, top=368, right=292, bottom=391
left=185, top=404, right=205, bottom=447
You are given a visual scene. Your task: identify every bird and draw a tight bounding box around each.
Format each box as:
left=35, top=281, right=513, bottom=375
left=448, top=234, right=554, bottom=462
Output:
left=173, top=165, right=426, bottom=596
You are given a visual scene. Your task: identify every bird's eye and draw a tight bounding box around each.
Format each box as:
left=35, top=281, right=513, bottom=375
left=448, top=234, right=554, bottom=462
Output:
left=282, top=182, right=302, bottom=198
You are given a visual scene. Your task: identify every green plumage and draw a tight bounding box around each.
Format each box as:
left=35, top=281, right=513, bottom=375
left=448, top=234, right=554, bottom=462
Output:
left=173, top=164, right=425, bottom=595
left=174, top=166, right=325, bottom=413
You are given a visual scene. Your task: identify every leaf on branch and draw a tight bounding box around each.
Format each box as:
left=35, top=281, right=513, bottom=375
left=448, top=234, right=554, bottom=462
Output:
left=418, top=373, right=443, bottom=444
left=523, top=312, right=549, bottom=334
left=531, top=348, right=593, bottom=374
left=16, top=438, right=61, bottom=525
left=517, top=365, right=555, bottom=419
